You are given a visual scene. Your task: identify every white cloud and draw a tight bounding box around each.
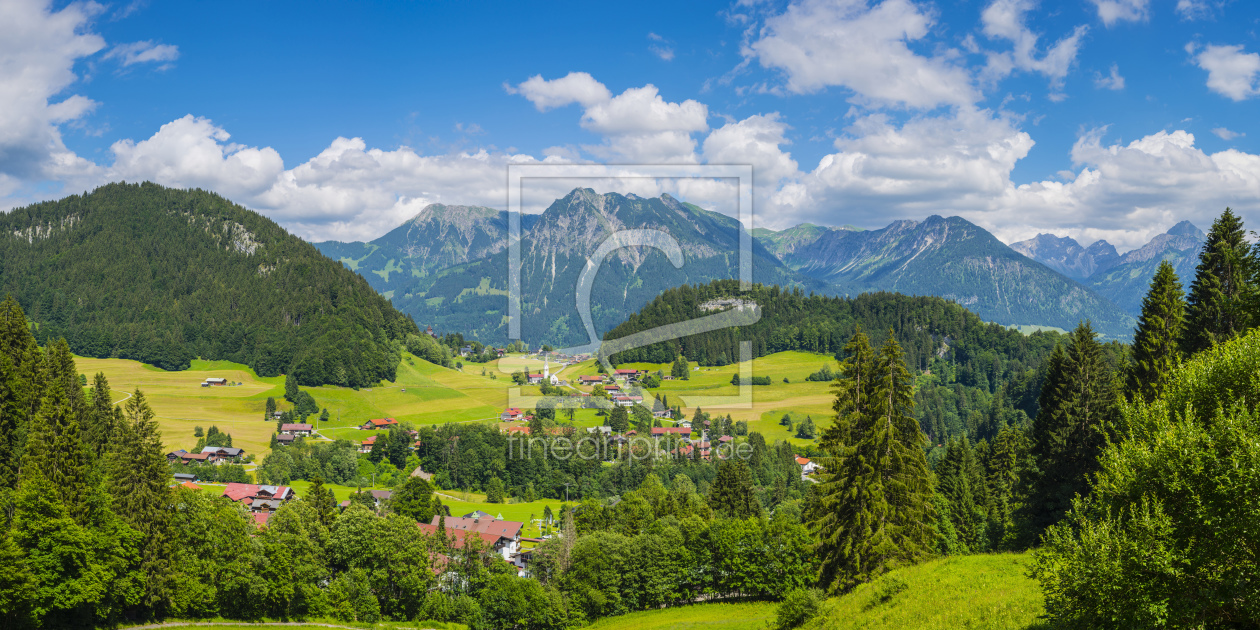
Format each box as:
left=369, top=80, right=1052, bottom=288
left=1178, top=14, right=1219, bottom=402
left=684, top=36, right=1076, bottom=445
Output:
left=507, top=72, right=612, bottom=111
left=1175, top=0, right=1213, bottom=20
left=109, top=115, right=285, bottom=201
left=510, top=74, right=709, bottom=163
left=648, top=33, right=675, bottom=61
left=103, top=40, right=179, bottom=68
left=1088, top=0, right=1149, bottom=26
left=1094, top=64, right=1125, bottom=90
left=743, top=0, right=977, bottom=108
left=1211, top=127, right=1243, bottom=140
left=0, top=0, right=104, bottom=194
left=980, top=0, right=1088, bottom=89
left=1192, top=43, right=1260, bottom=101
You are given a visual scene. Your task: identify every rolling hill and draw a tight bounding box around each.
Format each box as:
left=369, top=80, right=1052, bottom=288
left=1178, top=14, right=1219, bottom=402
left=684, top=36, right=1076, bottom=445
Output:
left=0, top=182, right=417, bottom=386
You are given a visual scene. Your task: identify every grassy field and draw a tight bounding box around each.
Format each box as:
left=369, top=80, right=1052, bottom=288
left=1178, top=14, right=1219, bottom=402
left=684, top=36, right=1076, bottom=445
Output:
left=73, top=348, right=845, bottom=461
left=556, top=350, right=839, bottom=446
left=584, top=602, right=777, bottom=630
left=806, top=553, right=1047, bottom=630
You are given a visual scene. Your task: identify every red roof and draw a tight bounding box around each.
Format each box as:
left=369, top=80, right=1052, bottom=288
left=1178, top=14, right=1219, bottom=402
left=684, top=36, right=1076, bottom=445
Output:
left=579, top=375, right=603, bottom=382
left=651, top=427, right=691, bottom=435
left=363, top=418, right=398, bottom=428
left=417, top=523, right=502, bottom=547
left=432, top=515, right=523, bottom=540
left=280, top=423, right=313, bottom=432
left=361, top=435, right=378, bottom=446
left=252, top=512, right=271, bottom=528
left=179, top=481, right=202, bottom=490
left=223, top=483, right=258, bottom=502
left=615, top=369, right=639, bottom=374
left=795, top=456, right=811, bottom=465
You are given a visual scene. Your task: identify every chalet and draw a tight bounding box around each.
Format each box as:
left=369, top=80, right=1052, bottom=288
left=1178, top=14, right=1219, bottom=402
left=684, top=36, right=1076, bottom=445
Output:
left=717, top=435, right=733, bottom=444
left=202, top=377, right=228, bottom=387
left=578, top=375, right=603, bottom=385
left=651, top=427, right=692, bottom=437
left=795, top=456, right=818, bottom=475
left=653, top=409, right=673, bottom=418
left=463, top=510, right=493, bottom=519
left=496, top=348, right=506, bottom=357
left=275, top=433, right=296, bottom=446
left=172, top=472, right=197, bottom=483
left=501, top=408, right=524, bottom=422
left=369, top=490, right=393, bottom=508
left=612, top=395, right=634, bottom=407
left=586, top=426, right=613, bottom=437
left=200, top=446, right=245, bottom=464
left=361, top=417, right=399, bottom=430
left=460, top=346, right=472, bottom=356
left=526, top=373, right=544, bottom=385
left=425, top=325, right=438, bottom=339
left=613, top=369, right=643, bottom=381
left=222, top=483, right=296, bottom=512
left=359, top=435, right=378, bottom=454
left=280, top=423, right=314, bottom=436
left=427, top=515, right=524, bottom=564
left=603, top=384, right=621, bottom=392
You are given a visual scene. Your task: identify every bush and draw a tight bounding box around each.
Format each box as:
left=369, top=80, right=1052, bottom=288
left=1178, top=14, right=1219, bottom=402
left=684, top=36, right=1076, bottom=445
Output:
left=805, top=365, right=836, bottom=382
left=773, top=587, right=824, bottom=629
left=1032, top=330, right=1260, bottom=628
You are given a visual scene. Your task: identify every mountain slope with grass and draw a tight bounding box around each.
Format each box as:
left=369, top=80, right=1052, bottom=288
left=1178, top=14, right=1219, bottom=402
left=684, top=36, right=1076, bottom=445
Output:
left=802, top=554, right=1045, bottom=630
left=0, top=182, right=417, bottom=385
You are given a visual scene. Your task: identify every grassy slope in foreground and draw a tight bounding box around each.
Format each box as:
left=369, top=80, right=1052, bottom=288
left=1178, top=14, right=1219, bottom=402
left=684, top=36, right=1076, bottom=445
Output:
left=584, top=602, right=776, bottom=630
left=806, top=553, right=1046, bottom=630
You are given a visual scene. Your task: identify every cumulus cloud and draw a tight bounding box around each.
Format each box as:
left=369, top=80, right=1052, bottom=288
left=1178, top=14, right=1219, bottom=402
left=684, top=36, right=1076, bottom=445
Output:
left=507, top=72, right=612, bottom=111
left=743, top=0, right=977, bottom=108
left=1211, top=127, right=1243, bottom=140
left=1088, top=0, right=1149, bottom=26
left=1191, top=43, right=1260, bottom=101
left=979, top=0, right=1088, bottom=90
left=510, top=73, right=709, bottom=163
left=103, top=40, right=179, bottom=68
left=0, top=0, right=104, bottom=193
left=1094, top=64, right=1125, bottom=90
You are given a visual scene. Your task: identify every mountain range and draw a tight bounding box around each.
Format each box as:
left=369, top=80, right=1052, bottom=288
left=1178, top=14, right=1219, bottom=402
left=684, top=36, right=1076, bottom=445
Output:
left=312, top=188, right=1201, bottom=344
left=1011, top=221, right=1206, bottom=315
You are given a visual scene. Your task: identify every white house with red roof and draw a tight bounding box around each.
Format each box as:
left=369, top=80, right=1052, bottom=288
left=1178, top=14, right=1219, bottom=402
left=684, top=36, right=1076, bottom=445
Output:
left=795, top=456, right=818, bottom=475
left=222, top=483, right=296, bottom=512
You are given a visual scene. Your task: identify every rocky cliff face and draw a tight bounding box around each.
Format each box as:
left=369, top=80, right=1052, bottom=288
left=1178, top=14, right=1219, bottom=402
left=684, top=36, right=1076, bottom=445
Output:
left=1087, top=221, right=1205, bottom=314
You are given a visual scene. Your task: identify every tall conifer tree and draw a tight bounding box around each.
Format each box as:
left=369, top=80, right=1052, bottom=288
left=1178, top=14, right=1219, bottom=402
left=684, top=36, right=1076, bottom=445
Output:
left=1125, top=261, right=1185, bottom=403
left=109, top=390, right=172, bottom=611
left=0, top=296, right=43, bottom=492
left=1182, top=208, right=1252, bottom=355
left=810, top=328, right=935, bottom=593
left=1023, top=321, right=1120, bottom=537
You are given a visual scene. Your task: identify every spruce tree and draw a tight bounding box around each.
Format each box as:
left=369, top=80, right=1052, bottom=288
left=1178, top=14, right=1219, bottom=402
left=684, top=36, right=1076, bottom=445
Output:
left=84, top=372, right=121, bottom=459
left=284, top=374, right=299, bottom=403
left=1023, top=321, right=1120, bottom=538
left=809, top=328, right=935, bottom=593
left=108, top=389, right=172, bottom=610
left=0, top=296, right=43, bottom=491
left=1182, top=208, right=1252, bottom=355
left=1125, top=261, right=1185, bottom=403
left=307, top=476, right=337, bottom=527
left=707, top=460, right=760, bottom=518
left=21, top=340, right=91, bottom=522
left=608, top=405, right=629, bottom=433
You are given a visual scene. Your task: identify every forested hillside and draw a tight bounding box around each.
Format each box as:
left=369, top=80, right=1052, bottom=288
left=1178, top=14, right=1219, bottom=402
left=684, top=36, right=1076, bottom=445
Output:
left=605, top=281, right=1102, bottom=444
left=0, top=182, right=417, bottom=386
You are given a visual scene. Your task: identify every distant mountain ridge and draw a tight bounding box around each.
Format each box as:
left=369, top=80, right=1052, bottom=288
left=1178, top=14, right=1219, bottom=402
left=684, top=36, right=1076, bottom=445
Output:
left=317, top=189, right=1143, bottom=343
left=762, top=215, right=1133, bottom=337
left=1010, top=233, right=1120, bottom=280
left=1005, top=221, right=1205, bottom=315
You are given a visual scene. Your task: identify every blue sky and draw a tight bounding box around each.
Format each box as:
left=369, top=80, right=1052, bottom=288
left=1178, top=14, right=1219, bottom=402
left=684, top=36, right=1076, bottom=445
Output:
left=4, top=0, right=1259, bottom=250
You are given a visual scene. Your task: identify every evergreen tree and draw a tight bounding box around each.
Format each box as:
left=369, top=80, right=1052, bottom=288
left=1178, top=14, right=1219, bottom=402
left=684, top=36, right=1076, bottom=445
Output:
left=265, top=396, right=277, bottom=421
left=485, top=478, right=505, bottom=504
left=608, top=405, right=629, bottom=433
left=809, top=328, right=935, bottom=593
left=23, top=340, right=91, bottom=522
left=84, top=372, right=121, bottom=459
left=0, top=296, right=44, bottom=493
left=936, top=438, right=989, bottom=551
left=284, top=374, right=299, bottom=403
left=306, top=476, right=337, bottom=527
left=108, top=389, right=172, bottom=611
left=1182, top=208, right=1253, bottom=355
left=1022, top=321, right=1120, bottom=538
left=707, top=460, right=760, bottom=518
left=1125, top=261, right=1185, bottom=403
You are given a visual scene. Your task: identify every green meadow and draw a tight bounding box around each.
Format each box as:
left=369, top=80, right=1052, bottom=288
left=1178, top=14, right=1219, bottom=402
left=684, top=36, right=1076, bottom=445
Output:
left=583, top=602, right=777, bottom=630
